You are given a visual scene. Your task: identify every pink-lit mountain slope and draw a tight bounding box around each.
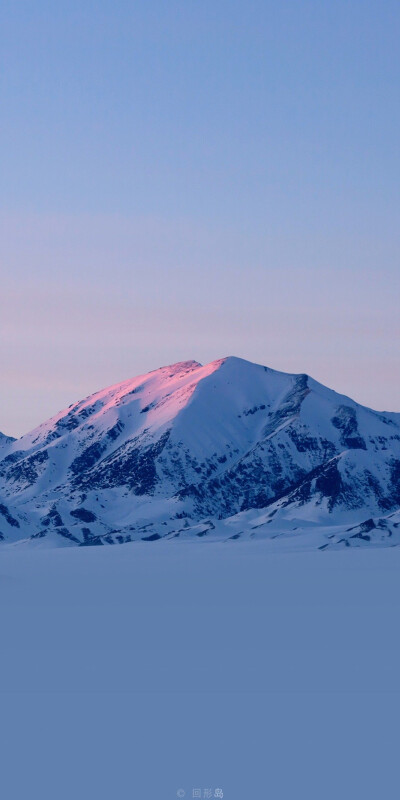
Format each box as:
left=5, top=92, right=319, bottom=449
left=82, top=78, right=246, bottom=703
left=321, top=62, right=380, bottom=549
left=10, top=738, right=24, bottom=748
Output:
left=0, top=357, right=399, bottom=549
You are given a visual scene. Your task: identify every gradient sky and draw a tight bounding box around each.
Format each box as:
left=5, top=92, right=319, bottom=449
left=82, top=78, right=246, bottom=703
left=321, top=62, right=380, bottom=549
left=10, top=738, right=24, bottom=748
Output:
left=1, top=0, right=399, bottom=437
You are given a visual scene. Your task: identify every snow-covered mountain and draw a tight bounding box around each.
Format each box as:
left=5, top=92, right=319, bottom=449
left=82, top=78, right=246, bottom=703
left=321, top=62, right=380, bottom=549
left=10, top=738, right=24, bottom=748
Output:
left=0, top=431, right=15, bottom=450
left=0, top=357, right=399, bottom=549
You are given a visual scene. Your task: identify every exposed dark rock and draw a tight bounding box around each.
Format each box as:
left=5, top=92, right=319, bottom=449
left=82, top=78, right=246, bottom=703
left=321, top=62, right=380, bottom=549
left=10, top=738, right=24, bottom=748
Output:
left=4, top=449, right=48, bottom=486
left=331, top=406, right=367, bottom=450
left=0, top=503, right=20, bottom=528
left=107, top=421, right=125, bottom=441
left=41, top=505, right=63, bottom=528
left=70, top=508, right=97, bottom=523
left=70, top=441, right=108, bottom=477
left=77, top=430, right=171, bottom=494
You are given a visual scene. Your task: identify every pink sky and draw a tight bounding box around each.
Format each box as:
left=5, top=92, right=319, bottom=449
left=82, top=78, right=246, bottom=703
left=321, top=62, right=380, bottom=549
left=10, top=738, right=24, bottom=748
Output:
left=2, top=212, right=399, bottom=437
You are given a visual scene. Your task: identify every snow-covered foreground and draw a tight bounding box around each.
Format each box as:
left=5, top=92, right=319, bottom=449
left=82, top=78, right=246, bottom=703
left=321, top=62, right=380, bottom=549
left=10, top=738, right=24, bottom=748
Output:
left=1, top=541, right=400, bottom=799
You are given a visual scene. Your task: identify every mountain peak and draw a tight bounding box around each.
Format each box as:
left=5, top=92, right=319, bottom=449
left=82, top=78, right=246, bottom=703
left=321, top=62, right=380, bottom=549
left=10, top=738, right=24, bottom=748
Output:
left=151, top=359, right=203, bottom=373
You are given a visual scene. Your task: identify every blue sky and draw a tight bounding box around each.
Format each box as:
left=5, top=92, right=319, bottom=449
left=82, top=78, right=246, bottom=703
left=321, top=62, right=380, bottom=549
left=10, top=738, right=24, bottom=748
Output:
left=1, top=0, right=399, bottom=435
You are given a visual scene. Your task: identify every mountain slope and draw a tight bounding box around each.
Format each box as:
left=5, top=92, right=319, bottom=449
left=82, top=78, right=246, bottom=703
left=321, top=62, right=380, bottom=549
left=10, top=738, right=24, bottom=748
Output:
left=0, top=357, right=399, bottom=548
left=0, top=431, right=15, bottom=450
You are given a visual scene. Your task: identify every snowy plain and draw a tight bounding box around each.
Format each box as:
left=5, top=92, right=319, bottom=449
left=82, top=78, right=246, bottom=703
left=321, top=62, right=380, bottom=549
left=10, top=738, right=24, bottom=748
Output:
left=2, top=539, right=400, bottom=800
